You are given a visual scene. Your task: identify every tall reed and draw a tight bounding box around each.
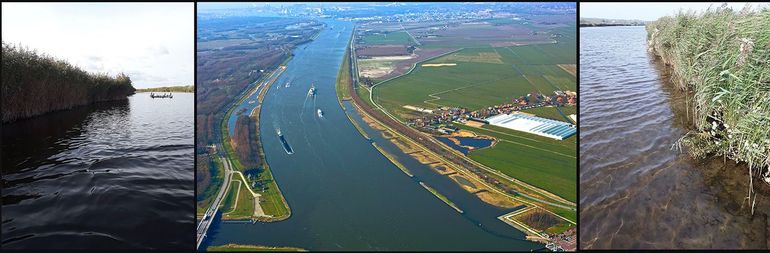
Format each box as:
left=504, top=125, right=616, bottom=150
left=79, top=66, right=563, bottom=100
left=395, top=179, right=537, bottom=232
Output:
left=647, top=4, right=770, bottom=210
left=1, top=42, right=135, bottom=123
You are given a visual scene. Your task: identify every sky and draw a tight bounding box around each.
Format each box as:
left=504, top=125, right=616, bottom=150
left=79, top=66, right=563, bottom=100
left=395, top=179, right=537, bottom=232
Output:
left=2, top=3, right=193, bottom=89
left=580, top=2, right=769, bottom=21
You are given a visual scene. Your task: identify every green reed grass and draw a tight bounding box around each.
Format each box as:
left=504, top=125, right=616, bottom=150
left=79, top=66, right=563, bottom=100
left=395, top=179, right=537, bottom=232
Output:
left=647, top=5, right=769, bottom=194
left=1, top=42, right=135, bottom=122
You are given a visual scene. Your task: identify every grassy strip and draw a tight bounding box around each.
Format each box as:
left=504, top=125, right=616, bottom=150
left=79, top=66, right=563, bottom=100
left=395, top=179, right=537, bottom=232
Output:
left=255, top=163, right=290, bottom=220
left=208, top=244, right=306, bottom=252
left=419, top=182, right=463, bottom=213
left=647, top=6, right=769, bottom=179
left=135, top=85, right=193, bottom=93
left=372, top=142, right=414, bottom=177
left=335, top=45, right=352, bottom=100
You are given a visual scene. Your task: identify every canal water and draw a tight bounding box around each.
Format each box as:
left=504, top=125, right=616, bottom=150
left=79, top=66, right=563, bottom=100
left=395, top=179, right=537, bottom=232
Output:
left=580, top=26, right=769, bottom=249
left=204, top=19, right=544, bottom=251
left=1, top=93, right=195, bottom=249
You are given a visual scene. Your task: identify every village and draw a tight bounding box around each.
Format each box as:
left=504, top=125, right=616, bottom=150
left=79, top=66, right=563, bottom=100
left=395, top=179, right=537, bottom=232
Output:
left=409, top=90, right=577, bottom=135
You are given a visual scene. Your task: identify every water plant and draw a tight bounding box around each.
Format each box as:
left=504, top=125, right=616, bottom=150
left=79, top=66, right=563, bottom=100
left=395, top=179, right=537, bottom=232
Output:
left=1, top=42, right=135, bottom=122
left=647, top=4, right=770, bottom=213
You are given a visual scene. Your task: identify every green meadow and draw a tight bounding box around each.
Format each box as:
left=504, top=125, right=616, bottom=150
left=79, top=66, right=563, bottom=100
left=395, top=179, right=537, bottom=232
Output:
left=360, top=31, right=415, bottom=45
left=454, top=123, right=576, bottom=202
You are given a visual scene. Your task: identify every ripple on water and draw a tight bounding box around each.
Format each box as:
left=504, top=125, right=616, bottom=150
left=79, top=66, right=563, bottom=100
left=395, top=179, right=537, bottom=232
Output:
left=1, top=94, right=194, bottom=249
left=579, top=27, right=769, bottom=249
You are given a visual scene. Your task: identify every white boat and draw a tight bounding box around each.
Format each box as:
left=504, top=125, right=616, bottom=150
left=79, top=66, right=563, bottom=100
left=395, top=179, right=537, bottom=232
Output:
left=317, top=109, right=324, bottom=118
left=308, top=85, right=316, bottom=97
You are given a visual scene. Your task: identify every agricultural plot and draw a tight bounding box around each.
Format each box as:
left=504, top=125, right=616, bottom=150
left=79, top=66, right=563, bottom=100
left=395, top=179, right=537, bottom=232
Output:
left=357, top=56, right=412, bottom=81
left=375, top=46, right=575, bottom=119
left=411, top=22, right=554, bottom=48
left=521, top=106, right=576, bottom=123
left=453, top=123, right=576, bottom=202
left=360, top=31, right=415, bottom=45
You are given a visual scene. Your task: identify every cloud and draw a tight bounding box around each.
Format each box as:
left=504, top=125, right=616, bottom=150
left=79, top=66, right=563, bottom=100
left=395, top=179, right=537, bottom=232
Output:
left=147, top=45, right=170, bottom=55
left=87, top=55, right=103, bottom=62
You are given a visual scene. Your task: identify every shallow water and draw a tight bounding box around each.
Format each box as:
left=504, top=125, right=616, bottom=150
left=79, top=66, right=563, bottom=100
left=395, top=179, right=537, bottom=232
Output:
left=436, top=136, right=494, bottom=155
left=580, top=26, right=769, bottom=249
left=1, top=93, right=194, bottom=249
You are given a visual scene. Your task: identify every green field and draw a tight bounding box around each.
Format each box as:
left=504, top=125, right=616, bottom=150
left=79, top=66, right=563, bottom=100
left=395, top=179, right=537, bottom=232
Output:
left=221, top=179, right=255, bottom=219
left=454, top=123, right=576, bottom=202
left=521, top=106, right=576, bottom=123
left=374, top=46, right=575, bottom=121
left=256, top=163, right=289, bottom=217
left=360, top=31, right=415, bottom=45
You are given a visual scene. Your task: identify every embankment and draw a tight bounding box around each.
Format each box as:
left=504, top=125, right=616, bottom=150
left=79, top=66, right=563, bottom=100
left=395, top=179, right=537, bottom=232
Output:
left=646, top=7, right=769, bottom=180
left=1, top=43, right=135, bottom=123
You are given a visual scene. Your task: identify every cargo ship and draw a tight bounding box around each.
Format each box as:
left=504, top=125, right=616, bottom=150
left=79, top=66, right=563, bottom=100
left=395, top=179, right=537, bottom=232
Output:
left=276, top=128, right=294, bottom=154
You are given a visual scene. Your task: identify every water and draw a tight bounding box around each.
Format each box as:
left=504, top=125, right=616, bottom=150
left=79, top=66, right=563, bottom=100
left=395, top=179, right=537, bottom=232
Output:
left=204, top=19, right=543, bottom=251
left=1, top=93, right=194, bottom=249
left=580, top=26, right=769, bottom=249
left=436, top=136, right=494, bottom=155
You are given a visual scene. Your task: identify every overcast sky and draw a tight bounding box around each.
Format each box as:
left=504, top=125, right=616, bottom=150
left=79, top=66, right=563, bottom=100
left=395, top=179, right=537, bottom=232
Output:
left=580, top=2, right=769, bottom=21
left=2, top=3, right=193, bottom=89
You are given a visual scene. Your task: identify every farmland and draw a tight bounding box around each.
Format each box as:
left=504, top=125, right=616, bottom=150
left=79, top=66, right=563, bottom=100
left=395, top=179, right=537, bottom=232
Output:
left=352, top=9, right=577, bottom=208
left=360, top=31, right=415, bottom=45
left=454, top=123, right=576, bottom=202
left=374, top=44, right=576, bottom=120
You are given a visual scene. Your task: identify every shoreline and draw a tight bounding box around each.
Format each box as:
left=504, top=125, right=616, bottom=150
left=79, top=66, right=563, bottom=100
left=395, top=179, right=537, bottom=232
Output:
left=207, top=243, right=306, bottom=252
left=219, top=64, right=291, bottom=222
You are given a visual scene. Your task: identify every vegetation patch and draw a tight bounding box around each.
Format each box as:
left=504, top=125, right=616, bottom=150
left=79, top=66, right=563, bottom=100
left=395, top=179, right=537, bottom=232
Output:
left=360, top=31, right=415, bottom=45
left=208, top=244, right=306, bottom=252
left=136, top=85, right=193, bottom=93
left=2, top=43, right=135, bottom=123
left=647, top=5, right=770, bottom=196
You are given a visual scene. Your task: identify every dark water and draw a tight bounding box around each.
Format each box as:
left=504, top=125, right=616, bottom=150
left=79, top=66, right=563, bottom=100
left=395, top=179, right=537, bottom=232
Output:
left=203, top=19, right=543, bottom=251
left=436, top=137, right=493, bottom=155
left=1, top=93, right=194, bottom=249
left=580, top=26, right=769, bottom=249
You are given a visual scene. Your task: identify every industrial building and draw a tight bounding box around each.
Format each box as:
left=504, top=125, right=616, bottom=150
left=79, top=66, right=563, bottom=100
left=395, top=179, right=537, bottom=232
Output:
left=486, top=113, right=576, bottom=140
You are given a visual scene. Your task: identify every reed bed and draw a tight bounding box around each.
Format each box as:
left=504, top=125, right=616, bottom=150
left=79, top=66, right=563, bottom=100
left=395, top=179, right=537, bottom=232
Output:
left=647, top=5, right=770, bottom=200
left=2, top=42, right=135, bottom=122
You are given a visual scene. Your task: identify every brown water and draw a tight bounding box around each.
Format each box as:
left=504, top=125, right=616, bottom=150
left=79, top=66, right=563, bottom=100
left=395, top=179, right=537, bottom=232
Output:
left=579, top=26, right=769, bottom=249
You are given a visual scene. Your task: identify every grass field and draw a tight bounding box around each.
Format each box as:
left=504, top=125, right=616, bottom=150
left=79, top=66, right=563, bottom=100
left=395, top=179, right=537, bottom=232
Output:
left=521, top=106, right=576, bottom=122
left=375, top=46, right=575, bottom=120
left=454, top=123, right=576, bottom=202
left=256, top=163, right=289, bottom=217
left=360, top=31, right=415, bottom=45
left=222, top=179, right=255, bottom=219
